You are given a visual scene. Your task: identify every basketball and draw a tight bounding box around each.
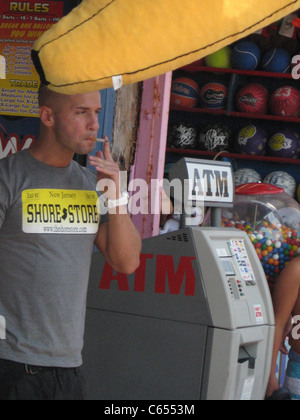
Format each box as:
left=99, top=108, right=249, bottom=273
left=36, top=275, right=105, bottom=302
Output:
left=269, top=86, right=300, bottom=117
left=234, top=168, right=262, bottom=186
left=268, top=129, right=300, bottom=159
left=262, top=48, right=291, bottom=73
left=264, top=171, right=297, bottom=196
left=167, top=122, right=197, bottom=149
left=198, top=124, right=231, bottom=152
left=231, top=41, right=261, bottom=70
left=236, top=83, right=269, bottom=114
left=199, top=82, right=228, bottom=109
left=205, top=47, right=231, bottom=69
left=236, top=125, right=268, bottom=156
left=170, top=77, right=200, bottom=107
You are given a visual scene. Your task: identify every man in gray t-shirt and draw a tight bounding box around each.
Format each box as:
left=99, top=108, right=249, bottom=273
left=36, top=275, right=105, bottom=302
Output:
left=0, top=86, right=141, bottom=400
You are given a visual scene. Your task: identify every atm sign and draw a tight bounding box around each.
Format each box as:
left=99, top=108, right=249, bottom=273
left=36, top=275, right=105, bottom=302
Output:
left=99, top=254, right=196, bottom=297
left=187, top=161, right=234, bottom=204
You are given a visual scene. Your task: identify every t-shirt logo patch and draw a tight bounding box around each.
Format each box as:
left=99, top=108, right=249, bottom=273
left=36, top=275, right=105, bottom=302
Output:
left=22, top=189, right=99, bottom=234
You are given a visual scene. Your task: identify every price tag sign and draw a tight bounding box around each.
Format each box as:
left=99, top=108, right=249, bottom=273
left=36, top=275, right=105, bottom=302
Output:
left=0, top=0, right=64, bottom=117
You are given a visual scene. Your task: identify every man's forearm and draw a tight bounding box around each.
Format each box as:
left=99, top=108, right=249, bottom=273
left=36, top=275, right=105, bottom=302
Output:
left=102, top=208, right=141, bottom=274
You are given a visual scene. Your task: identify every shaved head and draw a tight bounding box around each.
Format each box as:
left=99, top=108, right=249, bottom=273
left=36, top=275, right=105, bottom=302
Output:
left=37, top=84, right=101, bottom=156
left=38, top=84, right=71, bottom=111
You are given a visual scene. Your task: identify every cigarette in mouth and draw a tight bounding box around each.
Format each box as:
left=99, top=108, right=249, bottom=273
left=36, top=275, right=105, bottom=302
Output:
left=94, top=138, right=109, bottom=143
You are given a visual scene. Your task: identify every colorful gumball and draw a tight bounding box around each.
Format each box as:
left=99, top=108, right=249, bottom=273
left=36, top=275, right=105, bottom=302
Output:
left=170, top=77, right=200, bottom=107
left=269, top=86, right=300, bottom=117
left=221, top=183, right=300, bottom=288
left=236, top=83, right=269, bottom=114
left=222, top=217, right=300, bottom=286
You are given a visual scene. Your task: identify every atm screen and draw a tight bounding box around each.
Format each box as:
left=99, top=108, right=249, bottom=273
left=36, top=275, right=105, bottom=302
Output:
left=221, top=259, right=236, bottom=276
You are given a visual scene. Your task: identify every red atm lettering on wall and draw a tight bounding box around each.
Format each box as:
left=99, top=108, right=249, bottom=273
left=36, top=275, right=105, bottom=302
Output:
left=99, top=254, right=196, bottom=296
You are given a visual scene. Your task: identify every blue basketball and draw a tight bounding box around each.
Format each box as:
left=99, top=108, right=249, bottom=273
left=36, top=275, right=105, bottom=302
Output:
left=231, top=41, right=261, bottom=70
left=262, top=48, right=291, bottom=73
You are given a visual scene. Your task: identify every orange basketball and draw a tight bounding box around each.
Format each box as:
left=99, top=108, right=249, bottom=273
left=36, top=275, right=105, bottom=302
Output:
left=170, top=77, right=200, bottom=107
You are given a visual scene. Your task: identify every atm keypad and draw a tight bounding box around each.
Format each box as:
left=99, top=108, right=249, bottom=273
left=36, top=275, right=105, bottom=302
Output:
left=227, top=278, right=246, bottom=300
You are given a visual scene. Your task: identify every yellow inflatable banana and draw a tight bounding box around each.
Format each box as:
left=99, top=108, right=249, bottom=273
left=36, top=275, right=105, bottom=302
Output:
left=32, top=0, right=300, bottom=94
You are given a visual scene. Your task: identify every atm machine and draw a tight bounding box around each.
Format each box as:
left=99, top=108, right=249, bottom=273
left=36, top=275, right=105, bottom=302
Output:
left=82, top=158, right=275, bottom=400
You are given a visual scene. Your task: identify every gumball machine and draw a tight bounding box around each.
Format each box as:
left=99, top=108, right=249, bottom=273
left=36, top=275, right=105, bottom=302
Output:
left=222, top=183, right=300, bottom=289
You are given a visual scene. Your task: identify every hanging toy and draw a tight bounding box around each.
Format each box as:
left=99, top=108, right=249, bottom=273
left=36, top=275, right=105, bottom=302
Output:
left=32, top=0, right=300, bottom=94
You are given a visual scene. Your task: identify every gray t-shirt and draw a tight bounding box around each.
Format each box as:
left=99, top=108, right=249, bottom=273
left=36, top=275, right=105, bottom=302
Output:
left=0, top=150, right=101, bottom=367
